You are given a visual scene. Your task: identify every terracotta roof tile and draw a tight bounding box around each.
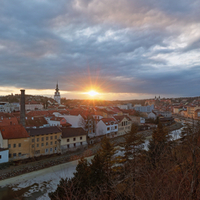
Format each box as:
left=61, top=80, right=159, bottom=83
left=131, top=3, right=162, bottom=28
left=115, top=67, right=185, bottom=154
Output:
left=0, top=125, right=29, bottom=139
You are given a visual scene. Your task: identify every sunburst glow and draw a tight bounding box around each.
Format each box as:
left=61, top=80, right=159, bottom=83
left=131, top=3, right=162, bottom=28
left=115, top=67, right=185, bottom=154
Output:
left=88, top=90, right=99, bottom=96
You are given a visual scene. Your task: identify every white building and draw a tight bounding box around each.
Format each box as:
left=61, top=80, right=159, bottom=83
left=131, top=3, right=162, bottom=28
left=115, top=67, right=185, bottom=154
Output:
left=54, top=83, right=61, bottom=105
left=0, top=148, right=9, bottom=164
left=53, top=112, right=85, bottom=128
left=133, top=104, right=154, bottom=113
left=0, top=102, right=17, bottom=113
left=24, top=101, right=43, bottom=111
left=96, top=118, right=118, bottom=137
left=118, top=103, right=132, bottom=110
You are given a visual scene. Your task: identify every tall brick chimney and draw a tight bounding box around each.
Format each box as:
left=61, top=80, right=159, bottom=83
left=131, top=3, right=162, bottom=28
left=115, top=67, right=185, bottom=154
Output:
left=20, top=89, right=26, bottom=127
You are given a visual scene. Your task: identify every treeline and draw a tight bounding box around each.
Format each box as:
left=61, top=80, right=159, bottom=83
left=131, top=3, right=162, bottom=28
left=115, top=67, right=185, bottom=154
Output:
left=49, top=122, right=200, bottom=200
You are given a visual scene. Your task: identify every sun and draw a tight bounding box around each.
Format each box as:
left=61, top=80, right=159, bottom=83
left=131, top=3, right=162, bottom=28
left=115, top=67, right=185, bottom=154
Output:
left=88, top=90, right=99, bottom=96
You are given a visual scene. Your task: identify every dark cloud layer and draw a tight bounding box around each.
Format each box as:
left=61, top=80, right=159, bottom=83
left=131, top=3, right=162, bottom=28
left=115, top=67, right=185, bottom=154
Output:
left=0, top=0, right=200, bottom=98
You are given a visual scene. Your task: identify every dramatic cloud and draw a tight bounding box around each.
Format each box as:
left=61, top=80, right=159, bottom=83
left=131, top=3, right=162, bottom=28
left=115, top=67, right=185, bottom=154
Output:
left=0, top=0, right=200, bottom=99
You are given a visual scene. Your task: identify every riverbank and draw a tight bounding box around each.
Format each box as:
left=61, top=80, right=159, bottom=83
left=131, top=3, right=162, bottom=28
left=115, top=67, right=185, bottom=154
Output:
left=0, top=122, right=182, bottom=181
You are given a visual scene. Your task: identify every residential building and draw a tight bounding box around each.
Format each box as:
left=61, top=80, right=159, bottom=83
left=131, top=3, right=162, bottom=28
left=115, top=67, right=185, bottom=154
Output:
left=0, top=102, right=16, bottom=113
left=26, top=127, right=62, bottom=156
left=187, top=105, right=200, bottom=118
left=133, top=104, right=154, bottom=113
left=20, top=101, right=43, bottom=111
left=117, top=103, right=132, bottom=110
left=113, top=115, right=132, bottom=136
left=0, top=113, right=19, bottom=126
left=96, top=118, right=118, bottom=137
left=0, top=148, right=9, bottom=164
left=25, top=116, right=49, bottom=128
left=60, top=127, right=87, bottom=153
left=0, top=125, right=31, bottom=161
left=153, top=110, right=172, bottom=118
left=45, top=116, right=70, bottom=127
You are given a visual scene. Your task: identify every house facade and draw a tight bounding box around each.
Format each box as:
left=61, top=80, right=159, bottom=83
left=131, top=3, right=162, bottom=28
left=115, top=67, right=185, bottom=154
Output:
left=0, top=125, right=31, bottom=161
left=96, top=118, right=118, bottom=137
left=26, top=127, right=62, bottom=156
left=60, top=127, right=87, bottom=153
left=114, top=116, right=132, bottom=136
left=0, top=148, right=9, bottom=164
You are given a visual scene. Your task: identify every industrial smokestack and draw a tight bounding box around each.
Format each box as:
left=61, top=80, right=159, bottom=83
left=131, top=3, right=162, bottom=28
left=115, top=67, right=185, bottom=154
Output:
left=20, top=89, right=26, bottom=127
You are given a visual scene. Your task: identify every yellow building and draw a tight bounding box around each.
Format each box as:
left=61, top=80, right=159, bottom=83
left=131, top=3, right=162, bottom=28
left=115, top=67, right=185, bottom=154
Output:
left=114, top=115, right=132, bottom=136
left=0, top=125, right=31, bottom=161
left=60, top=127, right=87, bottom=153
left=187, top=106, right=200, bottom=118
left=26, top=127, right=62, bottom=156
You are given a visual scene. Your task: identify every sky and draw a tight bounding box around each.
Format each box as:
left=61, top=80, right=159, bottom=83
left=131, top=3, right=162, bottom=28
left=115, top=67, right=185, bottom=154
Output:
left=0, top=0, right=200, bottom=100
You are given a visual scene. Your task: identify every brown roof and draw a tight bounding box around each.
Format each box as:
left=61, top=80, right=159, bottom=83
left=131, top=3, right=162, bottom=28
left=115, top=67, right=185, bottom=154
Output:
left=114, top=115, right=132, bottom=123
left=61, top=127, right=87, bottom=138
left=0, top=125, right=29, bottom=139
left=25, top=117, right=48, bottom=127
left=26, top=127, right=62, bottom=136
left=26, top=111, right=51, bottom=117
left=0, top=148, right=8, bottom=152
left=101, top=118, right=118, bottom=125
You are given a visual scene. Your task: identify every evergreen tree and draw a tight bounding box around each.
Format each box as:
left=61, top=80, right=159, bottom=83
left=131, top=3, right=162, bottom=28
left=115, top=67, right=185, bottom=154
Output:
left=147, top=122, right=171, bottom=168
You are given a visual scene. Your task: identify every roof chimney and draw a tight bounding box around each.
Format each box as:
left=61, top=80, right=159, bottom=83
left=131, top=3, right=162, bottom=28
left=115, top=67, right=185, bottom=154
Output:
left=20, top=89, right=26, bottom=127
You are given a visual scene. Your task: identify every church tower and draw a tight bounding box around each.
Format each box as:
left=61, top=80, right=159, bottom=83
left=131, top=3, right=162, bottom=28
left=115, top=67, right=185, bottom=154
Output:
left=54, top=82, right=61, bottom=104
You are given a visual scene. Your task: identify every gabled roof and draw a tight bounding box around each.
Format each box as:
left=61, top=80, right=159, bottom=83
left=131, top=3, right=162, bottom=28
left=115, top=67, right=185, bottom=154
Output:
left=61, top=127, right=87, bottom=138
left=114, top=115, right=132, bottom=123
left=0, top=125, right=29, bottom=139
left=26, top=126, right=62, bottom=136
left=101, top=118, right=118, bottom=125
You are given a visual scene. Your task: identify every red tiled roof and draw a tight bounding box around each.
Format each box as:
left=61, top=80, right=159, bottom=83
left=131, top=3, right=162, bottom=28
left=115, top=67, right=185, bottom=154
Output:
left=0, top=124, right=29, bottom=139
left=101, top=118, right=118, bottom=125
left=25, top=117, right=48, bottom=127
left=114, top=115, right=132, bottom=122
left=26, top=111, right=51, bottom=117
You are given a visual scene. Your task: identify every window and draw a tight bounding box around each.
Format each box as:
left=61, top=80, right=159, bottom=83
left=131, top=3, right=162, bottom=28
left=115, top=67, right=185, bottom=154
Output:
left=55, top=147, right=57, bottom=151
left=74, top=143, right=76, bottom=147
left=46, top=137, right=48, bottom=140
left=32, top=144, right=34, bottom=148
left=67, top=144, right=70, bottom=148
left=18, top=143, right=21, bottom=147
left=37, top=138, right=39, bottom=142
left=13, top=153, right=16, bottom=157
left=45, top=149, right=48, bottom=153
left=73, top=138, right=76, bottom=141
left=13, top=144, right=16, bottom=148
left=67, top=139, right=70, bottom=142
left=41, top=137, right=44, bottom=141
left=80, top=142, right=82, bottom=145
left=107, top=127, right=110, bottom=131
left=41, top=143, right=44, bottom=146
left=50, top=136, right=53, bottom=140
left=9, top=154, right=11, bottom=158
left=0, top=155, right=1, bottom=159
left=32, top=139, right=34, bottom=142
left=50, top=142, right=52, bottom=145
left=55, top=141, right=57, bottom=144
left=46, top=142, right=48, bottom=146
left=18, top=153, right=21, bottom=157
left=55, top=136, right=57, bottom=139
left=115, top=126, right=117, bottom=129
left=50, top=148, right=53, bottom=152
left=35, top=150, right=40, bottom=154
left=37, top=144, right=39, bottom=147
left=8, top=144, right=11, bottom=148
left=80, top=137, right=82, bottom=140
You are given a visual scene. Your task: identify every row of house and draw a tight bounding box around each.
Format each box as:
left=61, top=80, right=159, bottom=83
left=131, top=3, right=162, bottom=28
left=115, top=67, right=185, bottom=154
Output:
left=0, top=124, right=87, bottom=164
